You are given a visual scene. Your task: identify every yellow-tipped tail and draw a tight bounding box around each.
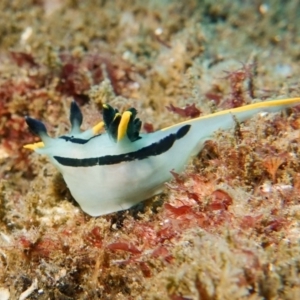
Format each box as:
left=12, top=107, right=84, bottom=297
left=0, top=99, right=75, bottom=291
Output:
left=162, top=97, right=300, bottom=131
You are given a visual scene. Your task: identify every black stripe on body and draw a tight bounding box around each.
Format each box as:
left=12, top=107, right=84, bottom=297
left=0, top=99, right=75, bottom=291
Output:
left=59, top=134, right=101, bottom=144
left=54, top=125, right=191, bottom=167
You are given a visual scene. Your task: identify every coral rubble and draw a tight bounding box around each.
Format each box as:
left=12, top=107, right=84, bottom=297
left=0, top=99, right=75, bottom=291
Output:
left=0, top=0, right=300, bottom=299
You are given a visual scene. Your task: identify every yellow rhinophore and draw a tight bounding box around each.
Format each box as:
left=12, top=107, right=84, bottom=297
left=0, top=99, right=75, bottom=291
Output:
left=118, top=111, right=132, bottom=142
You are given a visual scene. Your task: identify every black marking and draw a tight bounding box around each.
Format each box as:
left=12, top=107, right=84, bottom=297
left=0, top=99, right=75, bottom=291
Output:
left=54, top=124, right=191, bottom=167
left=108, top=114, right=121, bottom=141
left=70, top=101, right=83, bottom=129
left=102, top=104, right=121, bottom=141
left=59, top=134, right=101, bottom=144
left=176, top=124, right=190, bottom=139
left=103, top=104, right=119, bottom=129
left=25, top=117, right=48, bottom=137
left=127, top=108, right=142, bottom=142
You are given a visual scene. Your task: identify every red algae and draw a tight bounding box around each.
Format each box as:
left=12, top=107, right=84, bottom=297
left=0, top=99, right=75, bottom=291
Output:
left=107, top=242, right=141, bottom=254
left=166, top=103, right=201, bottom=118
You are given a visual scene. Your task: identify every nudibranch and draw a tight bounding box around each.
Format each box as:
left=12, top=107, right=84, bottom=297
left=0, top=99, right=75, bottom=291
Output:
left=24, top=98, right=300, bottom=216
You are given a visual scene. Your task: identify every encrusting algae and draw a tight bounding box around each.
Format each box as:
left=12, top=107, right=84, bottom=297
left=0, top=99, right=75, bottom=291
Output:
left=1, top=1, right=300, bottom=299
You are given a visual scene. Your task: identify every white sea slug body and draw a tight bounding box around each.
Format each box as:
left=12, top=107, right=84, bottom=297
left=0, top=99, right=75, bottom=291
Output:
left=24, top=98, right=300, bottom=216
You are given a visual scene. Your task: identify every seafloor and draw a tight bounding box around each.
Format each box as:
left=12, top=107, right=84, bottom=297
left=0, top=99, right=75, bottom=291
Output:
left=0, top=0, right=300, bottom=299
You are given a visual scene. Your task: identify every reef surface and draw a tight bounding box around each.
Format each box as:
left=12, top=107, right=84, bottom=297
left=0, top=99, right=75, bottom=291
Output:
left=0, top=1, right=300, bottom=299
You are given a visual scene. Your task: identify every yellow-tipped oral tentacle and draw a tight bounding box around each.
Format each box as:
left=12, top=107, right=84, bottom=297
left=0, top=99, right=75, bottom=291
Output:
left=117, top=111, right=132, bottom=142
left=23, top=141, right=45, bottom=151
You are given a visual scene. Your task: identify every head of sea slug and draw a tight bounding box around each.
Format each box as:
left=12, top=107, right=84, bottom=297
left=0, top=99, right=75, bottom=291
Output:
left=24, top=101, right=147, bottom=216
left=24, top=101, right=142, bottom=157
